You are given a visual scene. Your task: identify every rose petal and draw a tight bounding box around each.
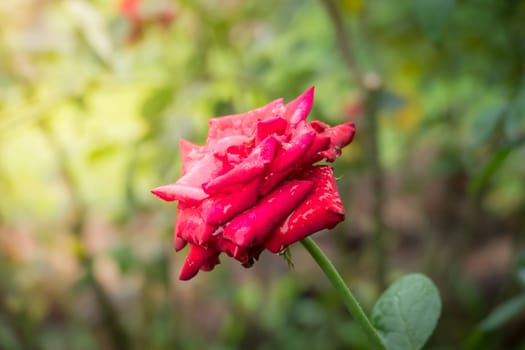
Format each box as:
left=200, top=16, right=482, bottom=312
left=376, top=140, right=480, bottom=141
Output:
left=179, top=139, right=204, bottom=174
left=179, top=153, right=225, bottom=187
left=174, top=236, right=187, bottom=251
left=283, top=86, right=314, bottom=125
left=201, top=178, right=260, bottom=225
left=318, top=122, right=356, bottom=162
left=302, top=133, right=331, bottom=164
left=259, top=130, right=316, bottom=195
left=152, top=152, right=225, bottom=203
left=222, top=179, right=313, bottom=247
left=256, top=117, right=288, bottom=144
left=309, top=120, right=330, bottom=133
left=214, top=237, right=250, bottom=263
left=210, top=135, right=248, bottom=158
left=241, top=245, right=265, bottom=268
left=203, top=136, right=277, bottom=194
left=207, top=98, right=284, bottom=142
left=214, top=239, right=262, bottom=267
left=151, top=183, right=207, bottom=203
left=259, top=131, right=331, bottom=195
left=199, top=253, right=220, bottom=271
left=264, top=166, right=344, bottom=253
left=179, top=244, right=220, bottom=280
left=175, top=204, right=216, bottom=246
left=269, top=130, right=316, bottom=173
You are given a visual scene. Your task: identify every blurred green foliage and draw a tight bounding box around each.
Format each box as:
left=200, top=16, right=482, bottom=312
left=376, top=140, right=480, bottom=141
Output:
left=1, top=0, right=525, bottom=349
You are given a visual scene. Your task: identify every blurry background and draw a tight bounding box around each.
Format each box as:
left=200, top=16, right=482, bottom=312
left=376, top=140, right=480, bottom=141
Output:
left=1, top=0, right=525, bottom=349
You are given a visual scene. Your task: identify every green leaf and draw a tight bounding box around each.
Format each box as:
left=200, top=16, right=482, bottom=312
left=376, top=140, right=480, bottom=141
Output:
left=515, top=252, right=525, bottom=288
left=141, top=87, right=174, bottom=137
left=88, top=144, right=121, bottom=163
left=413, top=0, right=455, bottom=42
left=378, top=90, right=406, bottom=112
left=372, top=273, right=441, bottom=350
left=505, top=107, right=523, bottom=142
left=66, top=0, right=114, bottom=67
left=479, top=293, right=525, bottom=331
left=504, top=85, right=525, bottom=142
left=110, top=245, right=135, bottom=274
left=141, top=87, right=173, bottom=120
left=471, top=104, right=506, bottom=147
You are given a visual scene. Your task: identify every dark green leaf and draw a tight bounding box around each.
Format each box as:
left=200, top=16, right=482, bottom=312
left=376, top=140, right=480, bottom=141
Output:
left=413, top=0, right=455, bottom=42
left=378, top=90, right=406, bottom=112
left=504, top=85, right=525, bottom=142
left=479, top=293, right=525, bottom=331
left=372, top=273, right=441, bottom=350
left=468, top=147, right=512, bottom=194
left=515, top=252, right=525, bottom=288
left=504, top=107, right=524, bottom=142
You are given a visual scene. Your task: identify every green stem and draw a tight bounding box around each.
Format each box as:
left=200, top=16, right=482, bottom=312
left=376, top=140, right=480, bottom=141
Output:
left=363, top=87, right=387, bottom=291
left=300, top=237, right=386, bottom=350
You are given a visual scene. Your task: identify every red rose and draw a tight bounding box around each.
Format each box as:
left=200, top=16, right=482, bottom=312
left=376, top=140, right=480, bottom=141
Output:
left=152, top=87, right=355, bottom=280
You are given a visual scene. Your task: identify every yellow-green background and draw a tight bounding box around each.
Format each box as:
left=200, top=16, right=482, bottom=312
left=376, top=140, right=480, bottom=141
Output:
left=1, top=0, right=524, bottom=349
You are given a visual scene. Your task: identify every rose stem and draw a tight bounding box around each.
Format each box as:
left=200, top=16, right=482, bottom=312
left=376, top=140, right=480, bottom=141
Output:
left=300, top=237, right=386, bottom=350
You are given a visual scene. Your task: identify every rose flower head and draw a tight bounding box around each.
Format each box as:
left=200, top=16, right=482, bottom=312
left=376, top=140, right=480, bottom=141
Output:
left=151, top=87, right=355, bottom=280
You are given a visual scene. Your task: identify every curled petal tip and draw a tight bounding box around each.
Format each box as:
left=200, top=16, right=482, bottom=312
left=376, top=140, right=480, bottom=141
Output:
left=178, top=244, right=219, bottom=280
left=174, top=236, right=187, bottom=251
left=151, top=183, right=207, bottom=203
left=150, top=185, right=176, bottom=201
left=285, top=87, right=315, bottom=124
left=178, top=260, right=199, bottom=280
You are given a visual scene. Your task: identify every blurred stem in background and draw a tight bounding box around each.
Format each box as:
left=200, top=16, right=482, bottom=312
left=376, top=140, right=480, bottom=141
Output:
left=319, top=0, right=387, bottom=290
left=363, top=82, right=387, bottom=291
left=0, top=291, right=44, bottom=350
left=38, top=121, right=131, bottom=350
